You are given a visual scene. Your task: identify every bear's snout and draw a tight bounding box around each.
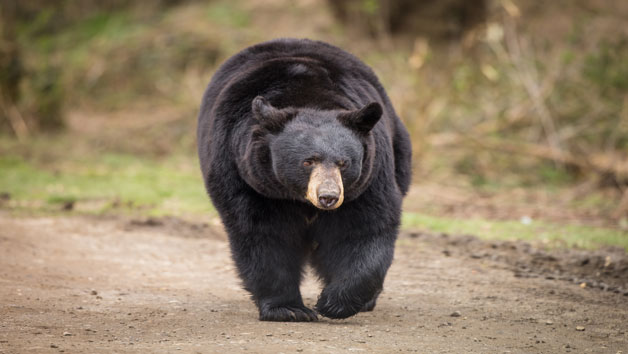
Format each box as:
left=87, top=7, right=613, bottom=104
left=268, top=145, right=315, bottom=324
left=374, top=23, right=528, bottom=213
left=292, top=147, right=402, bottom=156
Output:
left=306, top=165, right=344, bottom=210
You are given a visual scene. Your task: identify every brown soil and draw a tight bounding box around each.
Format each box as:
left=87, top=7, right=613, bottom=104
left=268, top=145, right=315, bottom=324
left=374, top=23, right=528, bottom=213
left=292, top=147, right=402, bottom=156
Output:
left=1, top=213, right=627, bottom=353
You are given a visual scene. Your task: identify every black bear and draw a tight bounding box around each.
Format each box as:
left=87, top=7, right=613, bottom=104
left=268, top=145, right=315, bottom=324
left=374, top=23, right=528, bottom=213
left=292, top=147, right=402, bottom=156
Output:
left=197, top=38, right=412, bottom=321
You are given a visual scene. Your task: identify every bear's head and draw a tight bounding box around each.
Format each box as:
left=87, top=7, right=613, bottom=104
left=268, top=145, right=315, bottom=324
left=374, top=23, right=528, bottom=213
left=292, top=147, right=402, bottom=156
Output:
left=245, top=96, right=381, bottom=210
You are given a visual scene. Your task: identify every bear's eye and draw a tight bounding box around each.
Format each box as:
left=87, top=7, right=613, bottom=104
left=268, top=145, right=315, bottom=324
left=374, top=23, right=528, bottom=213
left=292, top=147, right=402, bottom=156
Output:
left=303, top=158, right=319, bottom=167
left=337, top=160, right=349, bottom=169
left=303, top=156, right=320, bottom=167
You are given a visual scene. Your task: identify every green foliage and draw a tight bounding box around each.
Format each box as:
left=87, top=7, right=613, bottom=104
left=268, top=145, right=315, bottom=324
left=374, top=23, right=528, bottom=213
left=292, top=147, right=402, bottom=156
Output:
left=26, top=65, right=65, bottom=130
left=584, top=39, right=628, bottom=94
left=361, top=0, right=379, bottom=15
left=11, top=2, right=223, bottom=113
left=537, top=164, right=575, bottom=186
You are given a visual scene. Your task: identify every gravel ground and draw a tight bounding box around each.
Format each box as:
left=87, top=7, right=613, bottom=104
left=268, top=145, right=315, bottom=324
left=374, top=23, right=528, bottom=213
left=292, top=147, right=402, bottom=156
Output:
left=1, top=213, right=626, bottom=353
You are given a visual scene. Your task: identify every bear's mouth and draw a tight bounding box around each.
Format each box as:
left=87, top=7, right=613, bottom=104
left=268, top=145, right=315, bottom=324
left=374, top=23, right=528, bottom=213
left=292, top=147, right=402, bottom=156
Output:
left=305, top=165, right=344, bottom=210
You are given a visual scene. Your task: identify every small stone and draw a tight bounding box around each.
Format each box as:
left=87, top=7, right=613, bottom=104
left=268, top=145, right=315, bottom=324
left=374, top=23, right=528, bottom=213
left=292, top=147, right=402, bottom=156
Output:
left=63, top=332, right=72, bottom=336
left=62, top=201, right=74, bottom=211
left=545, top=320, right=553, bottom=325
left=450, top=311, right=462, bottom=317
left=576, top=326, right=585, bottom=331
left=90, top=290, right=98, bottom=296
left=520, top=216, right=532, bottom=225
left=50, top=344, right=59, bottom=348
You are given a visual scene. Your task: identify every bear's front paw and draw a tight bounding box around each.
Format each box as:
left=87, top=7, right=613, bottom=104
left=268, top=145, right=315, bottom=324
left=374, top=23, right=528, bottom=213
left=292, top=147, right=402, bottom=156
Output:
left=315, top=289, right=364, bottom=319
left=259, top=304, right=318, bottom=322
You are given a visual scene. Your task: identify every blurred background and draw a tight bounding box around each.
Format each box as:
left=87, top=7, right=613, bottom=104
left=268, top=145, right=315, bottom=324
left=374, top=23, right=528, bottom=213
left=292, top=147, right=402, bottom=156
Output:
left=1, top=0, right=627, bottom=248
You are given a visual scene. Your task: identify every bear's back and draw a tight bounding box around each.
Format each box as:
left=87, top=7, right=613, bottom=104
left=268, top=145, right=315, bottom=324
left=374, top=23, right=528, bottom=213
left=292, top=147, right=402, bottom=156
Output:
left=213, top=38, right=380, bottom=92
left=202, top=39, right=392, bottom=116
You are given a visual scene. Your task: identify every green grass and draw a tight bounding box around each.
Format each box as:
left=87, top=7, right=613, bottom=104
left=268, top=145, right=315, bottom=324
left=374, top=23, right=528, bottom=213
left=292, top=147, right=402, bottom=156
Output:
left=402, top=212, right=628, bottom=251
left=0, top=154, right=214, bottom=217
left=1, top=151, right=625, bottom=251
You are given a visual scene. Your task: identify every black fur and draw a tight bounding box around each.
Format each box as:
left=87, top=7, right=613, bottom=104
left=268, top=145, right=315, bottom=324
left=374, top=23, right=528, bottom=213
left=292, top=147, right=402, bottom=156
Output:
left=197, top=38, right=412, bottom=321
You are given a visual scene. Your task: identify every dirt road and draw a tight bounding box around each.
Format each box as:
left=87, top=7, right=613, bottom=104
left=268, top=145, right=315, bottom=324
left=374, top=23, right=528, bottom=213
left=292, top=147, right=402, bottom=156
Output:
left=1, top=213, right=627, bottom=353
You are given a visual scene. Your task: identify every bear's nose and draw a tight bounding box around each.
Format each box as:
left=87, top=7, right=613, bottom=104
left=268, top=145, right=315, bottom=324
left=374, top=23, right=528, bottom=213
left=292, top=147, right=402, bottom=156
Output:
left=318, top=194, right=339, bottom=208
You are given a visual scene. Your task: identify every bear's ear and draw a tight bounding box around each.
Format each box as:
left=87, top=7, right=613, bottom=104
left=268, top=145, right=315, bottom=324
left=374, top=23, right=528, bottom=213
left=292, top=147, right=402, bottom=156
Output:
left=337, top=102, right=382, bottom=134
left=252, top=96, right=293, bottom=132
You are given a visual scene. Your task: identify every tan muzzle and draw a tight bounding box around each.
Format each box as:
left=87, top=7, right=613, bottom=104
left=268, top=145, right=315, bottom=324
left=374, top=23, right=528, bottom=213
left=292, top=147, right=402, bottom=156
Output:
left=305, top=165, right=344, bottom=210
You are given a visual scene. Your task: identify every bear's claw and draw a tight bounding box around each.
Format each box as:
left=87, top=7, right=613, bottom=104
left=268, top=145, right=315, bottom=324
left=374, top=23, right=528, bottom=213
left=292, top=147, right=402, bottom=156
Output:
left=259, top=305, right=318, bottom=322
left=315, top=291, right=363, bottom=319
left=360, top=297, right=377, bottom=312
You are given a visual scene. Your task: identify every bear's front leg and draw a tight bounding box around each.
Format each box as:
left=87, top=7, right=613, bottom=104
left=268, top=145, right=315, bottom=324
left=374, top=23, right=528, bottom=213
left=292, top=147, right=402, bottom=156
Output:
left=228, top=230, right=318, bottom=322
left=312, top=231, right=395, bottom=319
